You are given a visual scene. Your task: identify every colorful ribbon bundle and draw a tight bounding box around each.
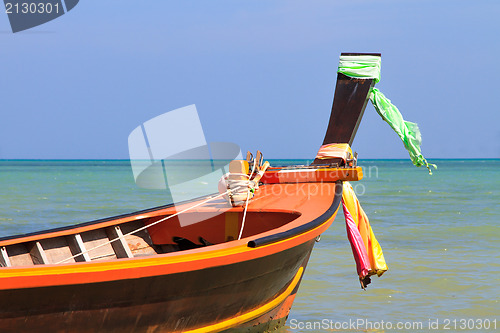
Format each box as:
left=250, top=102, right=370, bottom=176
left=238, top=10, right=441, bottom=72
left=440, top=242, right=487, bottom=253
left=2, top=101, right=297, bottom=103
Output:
left=342, top=181, right=388, bottom=289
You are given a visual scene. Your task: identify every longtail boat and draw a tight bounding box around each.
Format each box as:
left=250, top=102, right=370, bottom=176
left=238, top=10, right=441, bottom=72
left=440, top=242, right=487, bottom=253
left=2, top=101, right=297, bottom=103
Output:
left=0, top=52, right=428, bottom=332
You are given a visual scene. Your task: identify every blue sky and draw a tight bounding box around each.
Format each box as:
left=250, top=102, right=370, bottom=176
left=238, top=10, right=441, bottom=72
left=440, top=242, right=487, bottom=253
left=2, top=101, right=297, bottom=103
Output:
left=1, top=0, right=499, bottom=160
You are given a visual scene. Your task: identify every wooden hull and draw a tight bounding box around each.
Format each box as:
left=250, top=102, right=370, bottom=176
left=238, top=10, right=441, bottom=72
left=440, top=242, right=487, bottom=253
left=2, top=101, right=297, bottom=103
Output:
left=0, top=181, right=343, bottom=332
left=0, top=240, right=314, bottom=332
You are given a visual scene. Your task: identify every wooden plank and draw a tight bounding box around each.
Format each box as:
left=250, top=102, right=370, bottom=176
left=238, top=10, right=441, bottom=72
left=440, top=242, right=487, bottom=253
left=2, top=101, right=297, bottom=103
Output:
left=66, top=234, right=91, bottom=262
left=121, top=221, right=160, bottom=256
left=319, top=72, right=374, bottom=147
left=260, top=167, right=363, bottom=184
left=106, top=226, right=133, bottom=259
left=6, top=244, right=33, bottom=267
left=29, top=241, right=49, bottom=265
left=80, top=230, right=116, bottom=261
left=0, top=246, right=11, bottom=267
left=40, top=237, right=75, bottom=264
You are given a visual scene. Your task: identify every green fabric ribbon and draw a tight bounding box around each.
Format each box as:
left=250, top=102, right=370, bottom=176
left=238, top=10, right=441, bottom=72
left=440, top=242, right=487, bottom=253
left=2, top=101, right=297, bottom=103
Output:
left=337, top=55, right=436, bottom=174
left=369, top=88, right=437, bottom=174
left=338, top=55, right=382, bottom=83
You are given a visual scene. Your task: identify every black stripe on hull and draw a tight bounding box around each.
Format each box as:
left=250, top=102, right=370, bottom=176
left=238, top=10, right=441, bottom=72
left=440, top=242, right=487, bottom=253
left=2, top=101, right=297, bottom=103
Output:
left=0, top=240, right=316, bottom=332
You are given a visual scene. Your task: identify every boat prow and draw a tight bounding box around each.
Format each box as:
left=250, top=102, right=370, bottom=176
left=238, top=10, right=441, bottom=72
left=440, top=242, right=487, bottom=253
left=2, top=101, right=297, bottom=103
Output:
left=0, top=53, right=379, bottom=332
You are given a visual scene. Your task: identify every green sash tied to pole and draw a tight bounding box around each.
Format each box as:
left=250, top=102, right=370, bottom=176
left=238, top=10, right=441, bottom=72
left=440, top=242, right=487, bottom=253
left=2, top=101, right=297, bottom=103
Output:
left=338, top=55, right=436, bottom=174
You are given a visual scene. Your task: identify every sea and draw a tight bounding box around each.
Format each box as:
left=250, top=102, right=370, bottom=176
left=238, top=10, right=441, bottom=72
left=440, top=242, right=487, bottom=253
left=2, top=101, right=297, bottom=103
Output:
left=0, top=159, right=498, bottom=332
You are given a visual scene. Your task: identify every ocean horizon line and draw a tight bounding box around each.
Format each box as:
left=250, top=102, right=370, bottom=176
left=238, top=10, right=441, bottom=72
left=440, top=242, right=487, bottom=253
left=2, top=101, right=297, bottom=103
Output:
left=0, top=158, right=499, bottom=162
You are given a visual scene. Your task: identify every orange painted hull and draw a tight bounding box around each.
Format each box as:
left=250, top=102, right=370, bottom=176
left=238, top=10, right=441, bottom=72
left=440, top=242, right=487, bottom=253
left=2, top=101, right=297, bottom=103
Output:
left=0, top=180, right=343, bottom=332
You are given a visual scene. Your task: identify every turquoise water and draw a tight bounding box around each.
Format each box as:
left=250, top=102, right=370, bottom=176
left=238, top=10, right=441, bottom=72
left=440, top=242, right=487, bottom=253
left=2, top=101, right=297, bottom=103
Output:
left=1, top=159, right=499, bottom=332
left=284, top=159, right=500, bottom=333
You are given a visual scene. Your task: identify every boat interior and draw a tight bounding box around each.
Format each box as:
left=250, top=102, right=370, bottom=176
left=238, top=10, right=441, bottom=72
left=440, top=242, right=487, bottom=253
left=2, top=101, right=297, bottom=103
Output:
left=0, top=208, right=302, bottom=268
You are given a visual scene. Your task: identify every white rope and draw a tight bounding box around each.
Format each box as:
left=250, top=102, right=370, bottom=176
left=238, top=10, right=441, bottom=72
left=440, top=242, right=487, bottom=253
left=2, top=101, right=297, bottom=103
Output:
left=55, top=189, right=237, bottom=264
left=237, top=190, right=251, bottom=240
left=237, top=159, right=258, bottom=240
left=225, top=174, right=253, bottom=196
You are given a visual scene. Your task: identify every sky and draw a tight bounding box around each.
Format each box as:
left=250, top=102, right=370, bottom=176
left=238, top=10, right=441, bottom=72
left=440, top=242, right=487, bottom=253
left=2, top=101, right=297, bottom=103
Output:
left=1, top=0, right=499, bottom=160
